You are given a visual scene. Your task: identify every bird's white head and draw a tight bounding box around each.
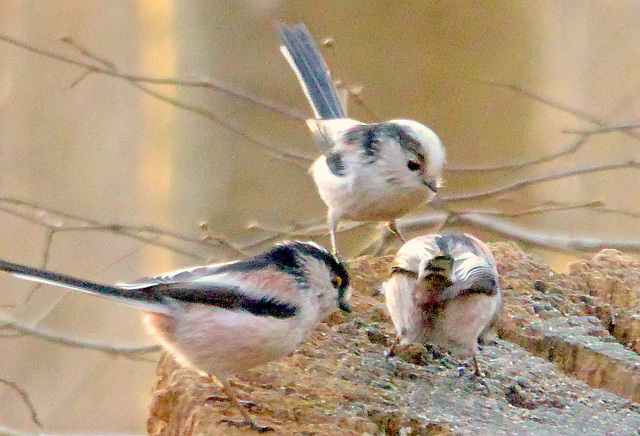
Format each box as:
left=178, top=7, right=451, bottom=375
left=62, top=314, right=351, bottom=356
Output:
left=389, top=119, right=445, bottom=193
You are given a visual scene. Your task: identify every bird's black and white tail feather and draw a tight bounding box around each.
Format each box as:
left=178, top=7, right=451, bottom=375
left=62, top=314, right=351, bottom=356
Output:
left=277, top=22, right=346, bottom=119
left=0, top=259, right=168, bottom=313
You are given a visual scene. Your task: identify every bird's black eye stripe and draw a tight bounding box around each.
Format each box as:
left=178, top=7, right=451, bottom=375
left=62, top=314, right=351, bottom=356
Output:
left=407, top=161, right=421, bottom=171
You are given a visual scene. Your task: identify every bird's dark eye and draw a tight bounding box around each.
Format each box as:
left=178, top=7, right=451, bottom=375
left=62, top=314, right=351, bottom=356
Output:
left=407, top=161, right=421, bottom=171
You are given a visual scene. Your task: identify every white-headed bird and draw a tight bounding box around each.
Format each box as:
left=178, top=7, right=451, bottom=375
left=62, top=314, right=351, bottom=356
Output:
left=277, top=22, right=445, bottom=255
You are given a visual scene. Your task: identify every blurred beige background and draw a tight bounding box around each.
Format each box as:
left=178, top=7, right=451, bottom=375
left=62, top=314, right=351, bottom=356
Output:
left=1, top=0, right=639, bottom=433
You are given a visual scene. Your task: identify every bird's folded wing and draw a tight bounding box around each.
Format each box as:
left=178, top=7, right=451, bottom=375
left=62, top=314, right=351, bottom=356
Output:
left=148, top=281, right=299, bottom=319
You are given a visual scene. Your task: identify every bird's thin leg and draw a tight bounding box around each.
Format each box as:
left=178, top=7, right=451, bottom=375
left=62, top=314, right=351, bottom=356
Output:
left=328, top=213, right=339, bottom=256
left=472, top=353, right=482, bottom=377
left=387, top=220, right=406, bottom=243
left=217, top=380, right=273, bottom=432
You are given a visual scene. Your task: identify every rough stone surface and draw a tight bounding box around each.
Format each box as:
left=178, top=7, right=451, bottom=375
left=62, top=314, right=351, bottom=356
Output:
left=147, top=244, right=640, bottom=435
left=493, top=243, right=640, bottom=402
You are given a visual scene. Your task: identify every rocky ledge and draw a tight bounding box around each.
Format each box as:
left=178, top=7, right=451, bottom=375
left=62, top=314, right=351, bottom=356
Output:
left=147, top=243, right=640, bottom=435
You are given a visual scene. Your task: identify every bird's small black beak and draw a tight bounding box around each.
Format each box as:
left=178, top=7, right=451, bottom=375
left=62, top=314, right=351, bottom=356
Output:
left=424, top=178, right=438, bottom=193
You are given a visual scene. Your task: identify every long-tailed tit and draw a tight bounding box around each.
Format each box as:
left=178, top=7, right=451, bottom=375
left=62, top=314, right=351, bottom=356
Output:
left=383, top=233, right=501, bottom=375
left=277, top=22, right=446, bottom=254
left=0, top=240, right=350, bottom=432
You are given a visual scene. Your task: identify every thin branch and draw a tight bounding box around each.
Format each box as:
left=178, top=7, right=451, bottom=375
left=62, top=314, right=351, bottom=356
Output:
left=486, top=201, right=640, bottom=222
left=57, top=37, right=313, bottom=167
left=441, top=161, right=639, bottom=202
left=563, top=123, right=640, bottom=135
left=240, top=221, right=331, bottom=251
left=348, top=86, right=382, bottom=121
left=94, top=246, right=144, bottom=276
left=245, top=201, right=640, bottom=257
left=0, top=34, right=307, bottom=121
left=445, top=135, right=591, bottom=172
left=69, top=68, right=92, bottom=88
left=246, top=219, right=361, bottom=236
left=60, top=36, right=116, bottom=70
left=0, top=197, right=244, bottom=260
left=39, top=228, right=55, bottom=268
left=3, top=219, right=205, bottom=263
left=131, top=80, right=312, bottom=166
left=244, top=219, right=368, bottom=245
left=0, top=34, right=312, bottom=167
left=0, top=318, right=160, bottom=357
left=467, top=200, right=604, bottom=218
left=56, top=222, right=245, bottom=256
left=402, top=212, right=640, bottom=255
left=25, top=228, right=55, bottom=303
left=591, top=206, right=640, bottom=220
left=316, top=36, right=380, bottom=121
left=462, top=77, right=640, bottom=141
left=0, top=379, right=43, bottom=430
left=73, top=226, right=210, bottom=261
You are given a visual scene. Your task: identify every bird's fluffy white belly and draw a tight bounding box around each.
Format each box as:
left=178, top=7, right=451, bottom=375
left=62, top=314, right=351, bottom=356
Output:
left=311, top=158, right=428, bottom=221
left=144, top=307, right=313, bottom=378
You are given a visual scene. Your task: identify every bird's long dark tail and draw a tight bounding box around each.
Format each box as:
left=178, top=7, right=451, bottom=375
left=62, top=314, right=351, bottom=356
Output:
left=0, top=259, right=166, bottom=313
left=277, top=22, right=346, bottom=119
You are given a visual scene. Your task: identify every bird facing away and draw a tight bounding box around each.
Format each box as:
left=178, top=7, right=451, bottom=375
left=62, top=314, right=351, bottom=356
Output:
left=0, top=240, right=351, bottom=432
left=383, top=233, right=501, bottom=375
left=277, top=22, right=446, bottom=255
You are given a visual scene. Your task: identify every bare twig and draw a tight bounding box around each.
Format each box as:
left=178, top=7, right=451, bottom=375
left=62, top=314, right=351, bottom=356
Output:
left=0, top=378, right=43, bottom=430
left=591, top=206, right=640, bottom=220
left=0, top=318, right=160, bottom=357
left=0, top=34, right=306, bottom=121
left=0, top=34, right=313, bottom=167
left=467, top=200, right=604, bottom=218
left=59, top=36, right=313, bottom=167
left=55, top=223, right=246, bottom=258
left=246, top=219, right=361, bottom=237
left=243, top=193, right=640, bottom=256
left=60, top=36, right=116, bottom=70
left=402, top=212, right=640, bottom=255
left=445, top=135, right=591, bottom=172
left=0, top=197, right=245, bottom=261
left=462, top=77, right=640, bottom=141
left=134, top=80, right=312, bottom=166
left=348, top=86, right=382, bottom=121
left=69, top=68, right=92, bottom=88
left=563, top=123, right=640, bottom=135
left=25, top=228, right=55, bottom=303
left=441, top=161, right=639, bottom=202
left=244, top=199, right=640, bottom=257
left=483, top=201, right=640, bottom=223
left=316, top=36, right=378, bottom=121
